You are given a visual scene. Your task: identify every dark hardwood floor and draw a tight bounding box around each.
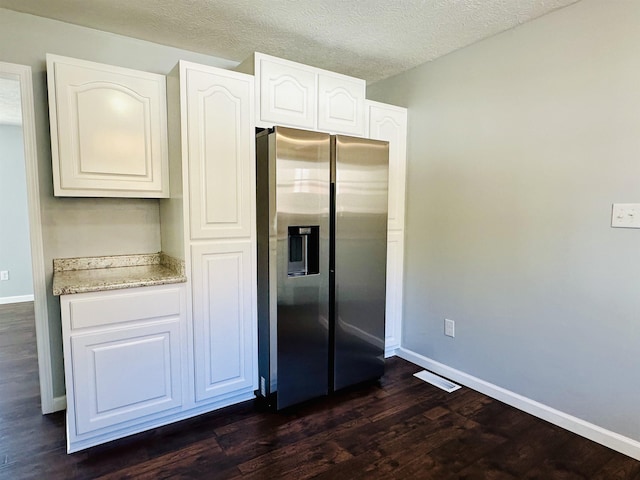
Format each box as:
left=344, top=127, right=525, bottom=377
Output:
left=1, top=302, right=639, bottom=479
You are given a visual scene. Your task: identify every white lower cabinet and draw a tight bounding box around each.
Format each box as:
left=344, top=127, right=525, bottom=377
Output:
left=191, top=241, right=256, bottom=402
left=61, top=284, right=187, bottom=453
left=385, top=230, right=404, bottom=357
left=70, top=320, right=183, bottom=435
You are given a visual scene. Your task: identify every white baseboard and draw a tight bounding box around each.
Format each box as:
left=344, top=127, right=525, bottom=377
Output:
left=397, top=347, right=640, bottom=461
left=0, top=294, right=34, bottom=305
left=52, top=395, right=67, bottom=413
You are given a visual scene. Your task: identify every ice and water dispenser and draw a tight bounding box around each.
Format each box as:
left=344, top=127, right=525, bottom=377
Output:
left=287, top=226, right=320, bottom=276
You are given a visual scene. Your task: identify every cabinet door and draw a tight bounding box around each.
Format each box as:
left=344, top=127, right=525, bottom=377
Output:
left=367, top=102, right=407, bottom=231
left=191, top=241, right=256, bottom=402
left=257, top=54, right=317, bottom=129
left=385, top=230, right=404, bottom=356
left=47, top=54, right=169, bottom=197
left=70, top=319, right=182, bottom=435
left=184, top=65, right=255, bottom=240
left=318, top=73, right=366, bottom=136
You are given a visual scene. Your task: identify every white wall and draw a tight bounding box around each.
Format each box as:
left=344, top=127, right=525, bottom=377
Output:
left=368, top=0, right=640, bottom=443
left=0, top=8, right=237, bottom=399
left=0, top=124, right=33, bottom=301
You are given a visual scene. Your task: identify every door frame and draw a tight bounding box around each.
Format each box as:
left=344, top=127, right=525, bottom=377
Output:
left=0, top=61, right=55, bottom=414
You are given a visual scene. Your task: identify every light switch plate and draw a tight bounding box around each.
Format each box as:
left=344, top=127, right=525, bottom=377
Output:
left=611, top=204, right=640, bottom=228
left=444, top=318, right=455, bottom=337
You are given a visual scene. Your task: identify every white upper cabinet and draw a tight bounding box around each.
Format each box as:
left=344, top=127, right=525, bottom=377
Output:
left=182, top=63, right=255, bottom=239
left=318, top=72, right=365, bottom=136
left=239, top=52, right=365, bottom=136
left=257, top=56, right=317, bottom=129
left=47, top=54, right=169, bottom=197
left=366, top=101, right=408, bottom=231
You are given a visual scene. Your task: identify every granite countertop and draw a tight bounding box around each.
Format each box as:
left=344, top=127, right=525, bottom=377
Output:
left=52, top=252, right=186, bottom=296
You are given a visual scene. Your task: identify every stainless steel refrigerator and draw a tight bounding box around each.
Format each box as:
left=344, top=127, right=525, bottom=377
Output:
left=256, top=126, right=389, bottom=410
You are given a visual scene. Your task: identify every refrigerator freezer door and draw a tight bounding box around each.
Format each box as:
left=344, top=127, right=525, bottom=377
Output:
left=333, top=135, right=389, bottom=391
left=274, top=127, right=331, bottom=409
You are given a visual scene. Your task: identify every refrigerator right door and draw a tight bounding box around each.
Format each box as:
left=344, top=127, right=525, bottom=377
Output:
left=333, top=135, right=389, bottom=391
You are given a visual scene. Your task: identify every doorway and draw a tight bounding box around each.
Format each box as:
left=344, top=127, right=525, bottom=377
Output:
left=0, top=74, right=34, bottom=304
left=0, top=62, right=54, bottom=414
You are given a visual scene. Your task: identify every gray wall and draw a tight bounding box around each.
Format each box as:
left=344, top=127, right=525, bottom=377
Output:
left=0, top=8, right=237, bottom=398
left=368, top=0, right=640, bottom=442
left=0, top=124, right=33, bottom=300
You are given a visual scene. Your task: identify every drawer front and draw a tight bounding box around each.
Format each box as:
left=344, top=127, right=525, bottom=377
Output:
left=67, top=286, right=182, bottom=330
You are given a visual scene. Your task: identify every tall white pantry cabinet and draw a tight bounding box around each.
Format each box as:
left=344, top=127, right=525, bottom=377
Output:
left=366, top=101, right=408, bottom=357
left=163, top=61, right=258, bottom=411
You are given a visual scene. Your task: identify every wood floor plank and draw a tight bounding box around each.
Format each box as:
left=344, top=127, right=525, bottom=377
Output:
left=591, top=454, right=640, bottom=480
left=93, top=437, right=235, bottom=480
left=239, top=440, right=353, bottom=479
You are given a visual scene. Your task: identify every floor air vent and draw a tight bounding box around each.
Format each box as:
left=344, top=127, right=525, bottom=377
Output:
left=413, top=370, right=461, bottom=393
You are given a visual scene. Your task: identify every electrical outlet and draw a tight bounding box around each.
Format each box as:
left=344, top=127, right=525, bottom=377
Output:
left=0, top=271, right=8, bottom=281
left=444, top=318, right=455, bottom=337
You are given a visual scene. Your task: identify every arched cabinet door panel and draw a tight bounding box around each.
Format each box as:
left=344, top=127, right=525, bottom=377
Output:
left=257, top=56, right=317, bottom=129
left=183, top=65, right=254, bottom=240
left=47, top=54, right=169, bottom=197
left=318, top=73, right=365, bottom=136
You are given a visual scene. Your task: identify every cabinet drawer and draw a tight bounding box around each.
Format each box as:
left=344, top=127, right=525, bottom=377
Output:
left=66, top=287, right=182, bottom=330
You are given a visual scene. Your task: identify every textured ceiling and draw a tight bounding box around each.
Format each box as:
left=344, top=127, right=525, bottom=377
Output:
left=0, top=0, right=579, bottom=83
